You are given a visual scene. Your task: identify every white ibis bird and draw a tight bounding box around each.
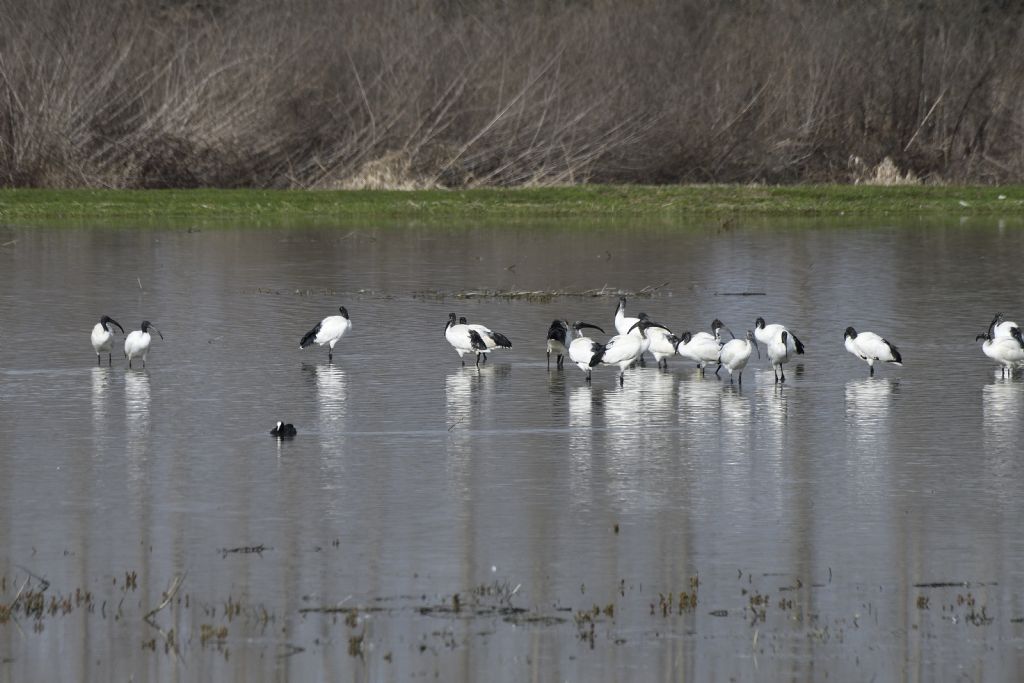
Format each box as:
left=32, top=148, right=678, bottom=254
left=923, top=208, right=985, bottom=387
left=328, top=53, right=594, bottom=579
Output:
left=300, top=306, right=352, bottom=363
left=445, top=313, right=494, bottom=367
left=90, top=315, right=124, bottom=366
left=977, top=327, right=1024, bottom=377
left=124, top=321, right=163, bottom=369
left=633, top=319, right=677, bottom=369
left=459, top=315, right=512, bottom=364
left=613, top=296, right=649, bottom=366
left=674, top=329, right=723, bottom=376
left=766, top=330, right=792, bottom=383
left=566, top=321, right=606, bottom=382
left=591, top=323, right=646, bottom=386
left=754, top=317, right=805, bottom=358
left=546, top=320, right=570, bottom=370
left=719, top=330, right=757, bottom=384
left=988, top=312, right=1020, bottom=340
left=270, top=421, right=297, bottom=437
left=844, top=327, right=902, bottom=376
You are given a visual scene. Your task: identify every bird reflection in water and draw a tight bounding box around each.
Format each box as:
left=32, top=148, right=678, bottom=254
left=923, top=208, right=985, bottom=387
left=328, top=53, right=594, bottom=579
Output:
left=982, top=376, right=1023, bottom=454
left=844, top=377, right=899, bottom=448
left=124, top=371, right=151, bottom=485
left=91, top=366, right=111, bottom=427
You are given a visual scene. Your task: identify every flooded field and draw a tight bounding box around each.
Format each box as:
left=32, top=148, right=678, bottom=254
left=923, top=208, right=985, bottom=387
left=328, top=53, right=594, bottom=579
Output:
left=1, top=217, right=1024, bottom=680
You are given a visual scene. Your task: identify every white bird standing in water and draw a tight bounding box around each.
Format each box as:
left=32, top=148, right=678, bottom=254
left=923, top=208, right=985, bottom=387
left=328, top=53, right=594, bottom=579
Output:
left=719, top=330, right=757, bottom=384
left=766, top=329, right=792, bottom=383
left=674, top=330, right=723, bottom=376
left=633, top=319, right=677, bottom=369
left=844, top=326, right=902, bottom=376
left=461, top=316, right=512, bottom=363
left=546, top=319, right=570, bottom=370
left=90, top=315, right=124, bottom=366
left=754, top=317, right=805, bottom=359
left=613, top=296, right=649, bottom=366
left=124, top=321, right=163, bottom=369
left=591, top=322, right=646, bottom=386
left=566, top=321, right=606, bottom=382
left=300, top=306, right=352, bottom=363
left=977, top=327, right=1024, bottom=377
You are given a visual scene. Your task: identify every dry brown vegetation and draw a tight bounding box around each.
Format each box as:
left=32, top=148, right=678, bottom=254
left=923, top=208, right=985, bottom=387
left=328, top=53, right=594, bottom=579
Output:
left=1, top=0, right=1022, bottom=189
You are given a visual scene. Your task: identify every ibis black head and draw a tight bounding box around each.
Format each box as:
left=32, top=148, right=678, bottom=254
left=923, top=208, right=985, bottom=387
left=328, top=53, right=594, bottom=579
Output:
left=100, top=315, right=124, bottom=334
left=679, top=331, right=692, bottom=344
left=616, top=296, right=627, bottom=313
left=339, top=306, right=349, bottom=318
left=844, top=326, right=857, bottom=340
left=447, top=312, right=457, bottom=325
left=976, top=332, right=991, bottom=341
left=781, top=330, right=788, bottom=344
left=745, top=330, right=755, bottom=341
left=140, top=321, right=164, bottom=339
left=1013, top=326, right=1024, bottom=348
left=755, top=317, right=766, bottom=329
left=627, top=319, right=651, bottom=338
left=711, top=319, right=724, bottom=332
left=459, top=316, right=468, bottom=325
left=573, top=321, right=605, bottom=335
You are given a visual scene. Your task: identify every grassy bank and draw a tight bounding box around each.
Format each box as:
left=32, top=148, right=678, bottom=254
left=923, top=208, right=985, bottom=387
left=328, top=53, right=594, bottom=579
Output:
left=1, top=186, right=1023, bottom=224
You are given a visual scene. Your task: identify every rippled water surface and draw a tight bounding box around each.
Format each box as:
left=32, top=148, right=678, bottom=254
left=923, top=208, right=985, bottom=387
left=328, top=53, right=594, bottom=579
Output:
left=2, top=217, right=1024, bottom=681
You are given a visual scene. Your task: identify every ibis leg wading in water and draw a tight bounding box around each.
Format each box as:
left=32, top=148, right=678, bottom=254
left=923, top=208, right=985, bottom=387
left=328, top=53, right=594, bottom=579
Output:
left=719, top=330, right=757, bottom=385
left=844, top=326, right=902, bottom=377
left=546, top=319, right=570, bottom=370
left=91, top=315, right=124, bottom=366
left=566, top=321, right=606, bottom=382
left=300, top=306, right=352, bottom=363
left=124, top=321, right=163, bottom=369
left=754, top=317, right=805, bottom=361
left=977, top=327, right=1024, bottom=377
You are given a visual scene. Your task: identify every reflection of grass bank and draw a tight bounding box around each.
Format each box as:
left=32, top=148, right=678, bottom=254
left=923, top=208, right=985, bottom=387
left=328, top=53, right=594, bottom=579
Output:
left=2, top=186, right=1023, bottom=224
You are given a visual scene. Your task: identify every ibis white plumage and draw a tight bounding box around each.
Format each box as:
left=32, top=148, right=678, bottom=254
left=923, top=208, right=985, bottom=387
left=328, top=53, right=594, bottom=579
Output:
left=754, top=317, right=805, bottom=359
left=844, top=326, right=902, bottom=376
left=766, top=329, right=791, bottom=383
left=300, top=306, right=352, bottom=363
left=977, top=327, right=1024, bottom=377
left=675, top=328, right=723, bottom=376
left=124, top=321, right=163, bottom=369
left=461, top=316, right=512, bottom=363
left=988, top=312, right=1020, bottom=340
left=633, top=319, right=677, bottom=369
left=591, top=323, right=645, bottom=385
left=719, top=330, right=756, bottom=384
left=91, top=315, right=124, bottom=366
left=566, top=321, right=606, bottom=382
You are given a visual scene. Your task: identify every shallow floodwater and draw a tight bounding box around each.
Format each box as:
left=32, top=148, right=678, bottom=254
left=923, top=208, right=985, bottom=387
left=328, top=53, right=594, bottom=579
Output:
left=1, top=216, right=1024, bottom=680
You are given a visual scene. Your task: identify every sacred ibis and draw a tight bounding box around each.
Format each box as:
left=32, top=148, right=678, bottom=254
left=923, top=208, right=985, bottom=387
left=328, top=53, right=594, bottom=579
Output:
left=270, top=421, right=298, bottom=437
left=632, top=319, right=678, bottom=369
left=445, top=313, right=493, bottom=367
left=674, top=330, right=723, bottom=376
left=300, top=306, right=352, bottom=363
left=719, top=330, right=757, bottom=384
left=754, top=317, right=805, bottom=358
left=546, top=320, right=570, bottom=370
left=459, top=315, right=512, bottom=364
left=591, top=323, right=646, bottom=386
left=124, top=321, right=163, bottom=369
left=766, top=330, right=791, bottom=383
left=977, top=327, right=1024, bottom=377
left=90, top=315, right=125, bottom=366
left=566, top=321, right=606, bottom=382
left=844, top=327, right=902, bottom=376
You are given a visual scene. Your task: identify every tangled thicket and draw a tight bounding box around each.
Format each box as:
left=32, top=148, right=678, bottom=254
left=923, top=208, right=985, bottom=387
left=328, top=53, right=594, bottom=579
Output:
left=1, top=0, right=1022, bottom=189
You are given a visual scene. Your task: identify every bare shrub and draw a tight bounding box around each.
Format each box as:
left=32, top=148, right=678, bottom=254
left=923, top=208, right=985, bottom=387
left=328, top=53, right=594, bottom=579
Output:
left=1, top=0, right=1022, bottom=188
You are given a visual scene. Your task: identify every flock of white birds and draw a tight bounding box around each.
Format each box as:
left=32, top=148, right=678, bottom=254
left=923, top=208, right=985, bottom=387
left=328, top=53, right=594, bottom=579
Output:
left=89, top=300, right=1023, bottom=388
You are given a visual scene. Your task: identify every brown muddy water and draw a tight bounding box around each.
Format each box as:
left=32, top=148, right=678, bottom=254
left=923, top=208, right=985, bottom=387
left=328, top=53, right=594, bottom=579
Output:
left=1, top=217, right=1024, bottom=681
